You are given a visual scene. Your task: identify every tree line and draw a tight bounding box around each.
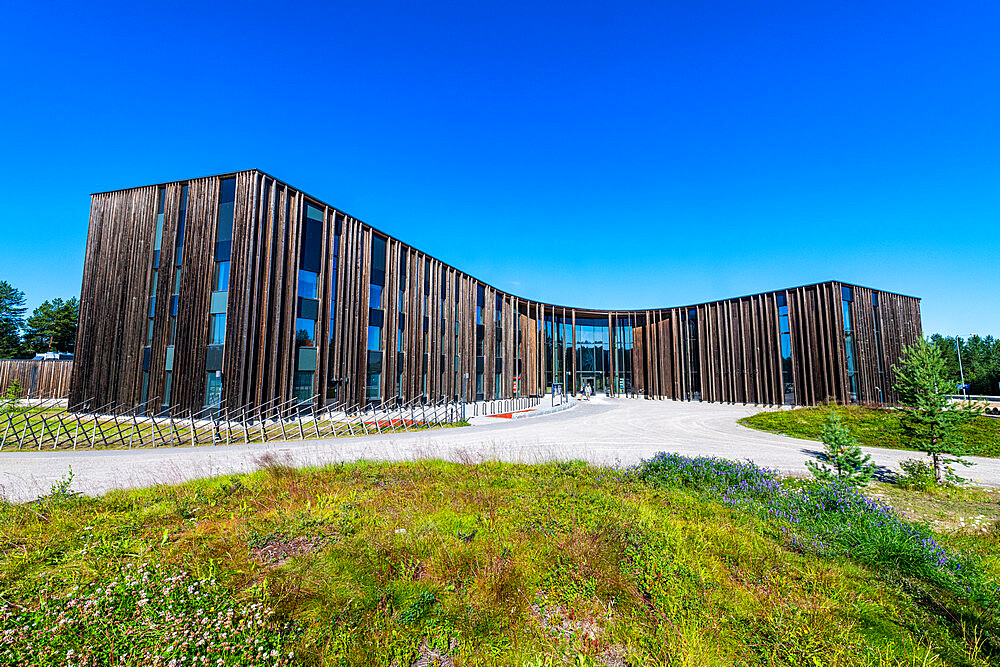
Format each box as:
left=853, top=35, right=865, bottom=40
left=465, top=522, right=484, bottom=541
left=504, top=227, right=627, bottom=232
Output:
left=0, top=280, right=79, bottom=359
left=928, top=333, right=1000, bottom=396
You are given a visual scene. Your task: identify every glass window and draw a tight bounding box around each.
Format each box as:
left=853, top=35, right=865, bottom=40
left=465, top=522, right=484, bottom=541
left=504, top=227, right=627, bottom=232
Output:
left=298, top=269, right=318, bottom=299
left=215, top=178, right=236, bottom=262
left=175, top=185, right=188, bottom=267
left=205, top=372, right=223, bottom=407
left=300, top=203, right=324, bottom=273
left=293, top=371, right=314, bottom=402
left=367, top=325, right=381, bottom=351
left=296, top=318, right=316, bottom=346
left=210, top=313, right=226, bottom=345
left=369, top=284, right=382, bottom=309
left=213, top=261, right=230, bottom=292
left=163, top=372, right=172, bottom=406
left=366, top=351, right=383, bottom=403
left=371, top=235, right=387, bottom=276
left=842, top=290, right=857, bottom=401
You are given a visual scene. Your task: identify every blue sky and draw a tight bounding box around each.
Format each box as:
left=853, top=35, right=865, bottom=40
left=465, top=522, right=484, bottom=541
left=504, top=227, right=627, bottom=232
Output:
left=0, top=1, right=997, bottom=336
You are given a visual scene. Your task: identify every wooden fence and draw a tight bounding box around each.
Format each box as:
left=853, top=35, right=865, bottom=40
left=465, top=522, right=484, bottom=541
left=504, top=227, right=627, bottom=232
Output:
left=0, top=360, right=74, bottom=399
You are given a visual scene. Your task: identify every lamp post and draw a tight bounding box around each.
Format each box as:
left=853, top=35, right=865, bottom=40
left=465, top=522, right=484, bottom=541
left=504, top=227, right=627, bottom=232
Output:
left=461, top=372, right=468, bottom=421
left=955, top=336, right=966, bottom=399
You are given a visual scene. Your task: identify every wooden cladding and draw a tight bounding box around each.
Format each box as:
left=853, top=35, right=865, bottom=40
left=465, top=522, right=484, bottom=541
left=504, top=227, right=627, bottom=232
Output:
left=0, top=360, right=74, bottom=399
left=71, top=169, right=922, bottom=413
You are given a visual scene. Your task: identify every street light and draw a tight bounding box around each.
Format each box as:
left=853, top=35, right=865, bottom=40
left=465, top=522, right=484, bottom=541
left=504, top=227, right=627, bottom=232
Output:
left=955, top=336, right=966, bottom=399
left=461, top=371, right=468, bottom=421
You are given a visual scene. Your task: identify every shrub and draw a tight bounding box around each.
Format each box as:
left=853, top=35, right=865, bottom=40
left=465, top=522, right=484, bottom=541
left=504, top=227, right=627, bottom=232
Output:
left=897, top=458, right=936, bottom=491
left=0, top=379, right=23, bottom=414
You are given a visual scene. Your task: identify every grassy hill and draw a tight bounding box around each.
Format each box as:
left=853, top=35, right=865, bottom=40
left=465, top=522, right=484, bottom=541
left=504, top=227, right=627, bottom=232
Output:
left=1, top=455, right=998, bottom=666
left=739, top=405, right=1000, bottom=458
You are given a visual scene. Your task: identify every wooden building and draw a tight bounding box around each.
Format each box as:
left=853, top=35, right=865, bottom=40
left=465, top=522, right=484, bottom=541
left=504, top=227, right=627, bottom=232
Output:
left=69, top=170, right=922, bottom=413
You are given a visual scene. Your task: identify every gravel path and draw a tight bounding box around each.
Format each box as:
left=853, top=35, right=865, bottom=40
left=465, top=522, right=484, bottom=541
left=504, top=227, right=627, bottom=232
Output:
left=3, top=397, right=998, bottom=503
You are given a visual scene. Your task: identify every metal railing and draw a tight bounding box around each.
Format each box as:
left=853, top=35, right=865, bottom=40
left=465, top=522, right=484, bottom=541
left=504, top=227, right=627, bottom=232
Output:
left=468, top=395, right=542, bottom=418
left=0, top=393, right=473, bottom=451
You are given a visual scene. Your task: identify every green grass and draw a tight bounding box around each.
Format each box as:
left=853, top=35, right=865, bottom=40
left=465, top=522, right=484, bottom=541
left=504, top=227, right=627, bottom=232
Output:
left=1, top=458, right=998, bottom=666
left=739, top=405, right=1000, bottom=458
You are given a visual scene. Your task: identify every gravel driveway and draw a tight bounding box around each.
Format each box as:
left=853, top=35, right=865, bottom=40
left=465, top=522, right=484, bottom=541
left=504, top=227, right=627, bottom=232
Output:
left=3, top=396, right=998, bottom=503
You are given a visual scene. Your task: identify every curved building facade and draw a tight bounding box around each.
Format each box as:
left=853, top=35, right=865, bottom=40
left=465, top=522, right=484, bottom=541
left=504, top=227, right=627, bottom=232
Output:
left=70, top=170, right=922, bottom=412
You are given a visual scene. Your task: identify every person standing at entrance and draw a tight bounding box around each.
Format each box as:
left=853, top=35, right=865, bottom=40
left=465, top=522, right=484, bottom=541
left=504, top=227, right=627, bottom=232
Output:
left=584, top=383, right=592, bottom=400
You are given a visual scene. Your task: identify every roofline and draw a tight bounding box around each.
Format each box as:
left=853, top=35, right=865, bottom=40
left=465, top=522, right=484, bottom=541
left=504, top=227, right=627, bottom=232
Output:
left=89, top=169, right=923, bottom=309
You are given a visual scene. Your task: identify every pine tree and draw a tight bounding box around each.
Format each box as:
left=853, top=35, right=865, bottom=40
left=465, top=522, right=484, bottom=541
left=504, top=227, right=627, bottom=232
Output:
left=0, top=281, right=27, bottom=358
left=22, top=297, right=79, bottom=354
left=893, top=338, right=984, bottom=485
left=805, top=410, right=875, bottom=485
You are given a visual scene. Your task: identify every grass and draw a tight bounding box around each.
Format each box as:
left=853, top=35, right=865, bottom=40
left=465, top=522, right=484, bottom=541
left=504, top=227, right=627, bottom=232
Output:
left=1, top=456, right=998, bottom=666
left=739, top=405, right=1000, bottom=458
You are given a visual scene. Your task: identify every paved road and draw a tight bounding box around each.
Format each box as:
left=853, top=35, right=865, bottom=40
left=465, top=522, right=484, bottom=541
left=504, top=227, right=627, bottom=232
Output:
left=3, top=397, right=998, bottom=503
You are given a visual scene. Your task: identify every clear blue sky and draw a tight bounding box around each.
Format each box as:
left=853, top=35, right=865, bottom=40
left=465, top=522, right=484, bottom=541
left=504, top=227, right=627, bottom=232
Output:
left=1, top=1, right=997, bottom=336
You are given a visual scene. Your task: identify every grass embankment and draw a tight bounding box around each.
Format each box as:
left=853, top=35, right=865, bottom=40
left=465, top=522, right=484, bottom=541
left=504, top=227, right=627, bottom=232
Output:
left=2, top=457, right=999, bottom=666
left=739, top=405, right=1000, bottom=458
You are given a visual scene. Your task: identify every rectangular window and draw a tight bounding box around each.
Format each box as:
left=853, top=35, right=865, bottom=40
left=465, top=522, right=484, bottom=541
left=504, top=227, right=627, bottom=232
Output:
left=296, top=318, right=316, bottom=347
left=153, top=187, right=165, bottom=268
left=215, top=178, right=236, bottom=261
left=367, top=325, right=381, bottom=351
left=366, top=351, right=383, bottom=403
left=842, top=287, right=857, bottom=401
left=175, top=185, right=188, bottom=267
left=369, top=284, right=383, bottom=309
left=871, top=292, right=885, bottom=401
left=298, top=269, right=318, bottom=300
left=210, top=313, right=226, bottom=345
left=213, top=261, right=230, bottom=292
left=163, top=372, right=172, bottom=407
left=300, top=203, right=324, bottom=273
left=776, top=292, right=794, bottom=404
left=205, top=372, right=223, bottom=407
left=293, top=371, right=314, bottom=402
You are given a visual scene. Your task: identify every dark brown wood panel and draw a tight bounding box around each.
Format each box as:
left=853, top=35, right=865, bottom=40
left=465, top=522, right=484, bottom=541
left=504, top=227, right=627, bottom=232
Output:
left=72, top=169, right=923, bottom=412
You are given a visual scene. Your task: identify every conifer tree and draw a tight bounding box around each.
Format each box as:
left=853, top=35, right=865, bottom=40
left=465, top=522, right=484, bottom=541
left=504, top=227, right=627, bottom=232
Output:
left=806, top=410, right=875, bottom=485
left=893, top=338, right=984, bottom=484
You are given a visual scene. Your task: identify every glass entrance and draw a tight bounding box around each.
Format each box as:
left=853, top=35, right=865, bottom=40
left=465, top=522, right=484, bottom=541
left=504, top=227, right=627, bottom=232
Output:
left=575, top=372, right=606, bottom=395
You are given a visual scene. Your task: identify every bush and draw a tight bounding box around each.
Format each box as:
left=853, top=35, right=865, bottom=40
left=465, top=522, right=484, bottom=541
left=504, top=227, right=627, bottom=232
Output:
left=898, top=458, right=936, bottom=491
left=898, top=458, right=965, bottom=490
left=0, top=379, right=24, bottom=414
